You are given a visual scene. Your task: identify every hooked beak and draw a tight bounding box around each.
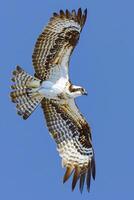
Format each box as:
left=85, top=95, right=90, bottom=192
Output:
left=83, top=90, right=88, bottom=96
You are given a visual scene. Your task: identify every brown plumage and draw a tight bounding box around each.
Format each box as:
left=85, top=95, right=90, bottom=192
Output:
left=10, top=66, right=43, bottom=119
left=41, top=98, right=95, bottom=192
left=63, top=166, right=74, bottom=183
left=32, top=8, right=87, bottom=81
left=10, top=8, right=95, bottom=192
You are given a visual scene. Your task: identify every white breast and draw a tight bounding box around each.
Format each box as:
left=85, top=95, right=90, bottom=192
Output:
left=38, top=77, right=67, bottom=99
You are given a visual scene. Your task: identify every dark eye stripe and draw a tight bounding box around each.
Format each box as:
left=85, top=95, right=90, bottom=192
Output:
left=69, top=85, right=83, bottom=93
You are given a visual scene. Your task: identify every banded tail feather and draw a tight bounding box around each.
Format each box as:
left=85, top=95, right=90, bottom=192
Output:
left=10, top=66, right=43, bottom=119
left=10, top=9, right=96, bottom=192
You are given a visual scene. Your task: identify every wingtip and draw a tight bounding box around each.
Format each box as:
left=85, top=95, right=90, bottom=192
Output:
left=82, top=8, right=88, bottom=27
left=63, top=166, right=74, bottom=184
left=84, top=8, right=88, bottom=21
left=53, top=8, right=87, bottom=28
left=53, top=12, right=59, bottom=17
left=79, top=173, right=86, bottom=193
left=84, top=8, right=88, bottom=15
left=60, top=9, right=65, bottom=17
left=86, top=162, right=91, bottom=192
left=78, top=7, right=82, bottom=12
left=91, top=157, right=96, bottom=180
left=65, top=9, right=71, bottom=18
left=72, top=167, right=80, bottom=191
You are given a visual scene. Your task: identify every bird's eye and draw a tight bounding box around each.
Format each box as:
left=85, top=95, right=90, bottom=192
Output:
left=81, top=88, right=84, bottom=92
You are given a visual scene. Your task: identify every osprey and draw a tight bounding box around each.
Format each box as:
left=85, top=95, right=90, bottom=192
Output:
left=10, top=8, right=95, bottom=192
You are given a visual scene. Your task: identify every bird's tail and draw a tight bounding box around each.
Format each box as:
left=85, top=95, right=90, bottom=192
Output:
left=10, top=66, right=43, bottom=119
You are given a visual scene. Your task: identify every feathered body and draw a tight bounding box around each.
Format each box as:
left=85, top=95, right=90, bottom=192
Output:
left=10, top=8, right=95, bottom=192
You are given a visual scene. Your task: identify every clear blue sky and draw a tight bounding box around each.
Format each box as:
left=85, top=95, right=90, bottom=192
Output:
left=0, top=0, right=134, bottom=199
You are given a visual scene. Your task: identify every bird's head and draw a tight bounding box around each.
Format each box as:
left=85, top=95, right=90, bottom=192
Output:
left=69, top=85, right=88, bottom=98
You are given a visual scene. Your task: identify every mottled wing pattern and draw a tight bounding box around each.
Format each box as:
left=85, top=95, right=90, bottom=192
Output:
left=32, top=8, right=87, bottom=81
left=41, top=98, right=95, bottom=192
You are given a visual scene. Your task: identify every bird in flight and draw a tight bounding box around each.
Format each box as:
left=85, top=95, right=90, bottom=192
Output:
left=10, top=8, right=95, bottom=192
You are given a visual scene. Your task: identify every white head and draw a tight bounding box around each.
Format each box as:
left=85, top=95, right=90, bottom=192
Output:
left=68, top=85, right=88, bottom=98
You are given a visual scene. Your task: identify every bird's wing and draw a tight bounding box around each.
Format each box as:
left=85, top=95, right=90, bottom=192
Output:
left=41, top=98, right=95, bottom=192
left=32, top=8, right=87, bottom=82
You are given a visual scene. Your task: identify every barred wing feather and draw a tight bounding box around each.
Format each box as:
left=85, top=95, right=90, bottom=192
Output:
left=32, top=8, right=87, bottom=81
left=41, top=98, right=95, bottom=192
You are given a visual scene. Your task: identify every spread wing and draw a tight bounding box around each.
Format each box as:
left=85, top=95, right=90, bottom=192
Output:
left=41, top=98, right=95, bottom=192
left=32, top=8, right=87, bottom=82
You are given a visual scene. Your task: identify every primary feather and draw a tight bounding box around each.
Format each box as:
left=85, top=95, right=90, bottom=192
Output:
left=32, top=8, right=87, bottom=82
left=10, top=8, right=95, bottom=192
left=41, top=98, right=95, bottom=192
